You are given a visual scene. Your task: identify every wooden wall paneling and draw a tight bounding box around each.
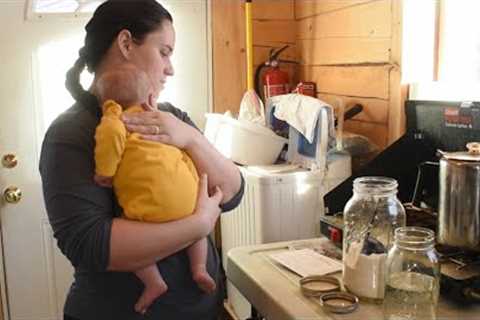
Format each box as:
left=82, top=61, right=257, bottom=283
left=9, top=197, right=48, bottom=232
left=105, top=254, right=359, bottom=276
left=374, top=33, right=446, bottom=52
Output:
left=390, top=0, right=402, bottom=65
left=252, top=0, right=294, bottom=20
left=298, top=38, right=390, bottom=65
left=387, top=0, right=404, bottom=144
left=293, top=0, right=403, bottom=150
left=212, top=0, right=246, bottom=114
left=296, top=0, right=392, bottom=39
left=253, top=20, right=296, bottom=43
left=253, top=43, right=297, bottom=66
left=301, top=65, right=391, bottom=99
left=318, top=93, right=389, bottom=124
left=295, top=0, right=374, bottom=19
left=344, top=120, right=389, bottom=149
left=387, top=67, right=404, bottom=144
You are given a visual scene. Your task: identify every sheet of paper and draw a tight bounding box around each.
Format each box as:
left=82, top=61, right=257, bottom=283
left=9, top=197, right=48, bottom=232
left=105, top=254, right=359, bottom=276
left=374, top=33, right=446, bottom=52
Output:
left=269, top=248, right=342, bottom=277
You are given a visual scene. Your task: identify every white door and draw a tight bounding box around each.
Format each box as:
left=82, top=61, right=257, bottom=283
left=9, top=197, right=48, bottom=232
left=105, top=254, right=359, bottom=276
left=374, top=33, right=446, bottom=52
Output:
left=0, top=2, right=89, bottom=320
left=0, top=1, right=210, bottom=319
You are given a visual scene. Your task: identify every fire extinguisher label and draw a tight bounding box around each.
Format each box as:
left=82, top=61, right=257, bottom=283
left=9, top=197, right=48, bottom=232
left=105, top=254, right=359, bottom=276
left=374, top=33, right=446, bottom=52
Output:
left=264, top=84, right=288, bottom=98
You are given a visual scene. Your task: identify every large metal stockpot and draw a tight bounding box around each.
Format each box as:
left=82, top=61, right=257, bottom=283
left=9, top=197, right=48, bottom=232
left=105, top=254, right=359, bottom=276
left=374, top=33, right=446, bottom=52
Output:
left=438, top=142, right=480, bottom=250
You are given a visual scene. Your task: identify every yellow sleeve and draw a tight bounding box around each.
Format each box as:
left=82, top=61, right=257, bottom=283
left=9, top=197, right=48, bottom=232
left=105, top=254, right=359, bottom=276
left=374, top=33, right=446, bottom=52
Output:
left=94, top=101, right=127, bottom=177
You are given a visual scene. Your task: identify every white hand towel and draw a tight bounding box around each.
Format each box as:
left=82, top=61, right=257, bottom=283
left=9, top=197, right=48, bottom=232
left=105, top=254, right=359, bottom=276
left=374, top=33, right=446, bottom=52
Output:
left=270, top=94, right=331, bottom=143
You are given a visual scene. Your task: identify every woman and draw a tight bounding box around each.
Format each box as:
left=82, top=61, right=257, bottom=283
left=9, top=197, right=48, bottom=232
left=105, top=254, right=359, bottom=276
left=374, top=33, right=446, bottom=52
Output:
left=39, top=1, right=244, bottom=319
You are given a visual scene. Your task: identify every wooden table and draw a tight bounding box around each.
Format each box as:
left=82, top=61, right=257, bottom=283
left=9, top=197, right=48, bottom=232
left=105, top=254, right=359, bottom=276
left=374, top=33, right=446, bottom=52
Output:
left=226, top=238, right=480, bottom=320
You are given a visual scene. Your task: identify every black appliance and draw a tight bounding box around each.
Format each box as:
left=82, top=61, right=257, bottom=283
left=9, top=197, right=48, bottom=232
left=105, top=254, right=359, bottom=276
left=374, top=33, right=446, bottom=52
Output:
left=324, top=100, right=480, bottom=214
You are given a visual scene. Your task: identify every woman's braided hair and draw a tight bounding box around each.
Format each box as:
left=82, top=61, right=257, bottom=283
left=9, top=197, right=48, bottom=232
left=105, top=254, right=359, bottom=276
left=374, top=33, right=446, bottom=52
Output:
left=65, top=0, right=172, bottom=107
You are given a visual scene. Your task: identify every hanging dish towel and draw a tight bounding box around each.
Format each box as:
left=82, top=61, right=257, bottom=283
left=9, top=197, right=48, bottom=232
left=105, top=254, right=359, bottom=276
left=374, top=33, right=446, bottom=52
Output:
left=270, top=93, right=332, bottom=143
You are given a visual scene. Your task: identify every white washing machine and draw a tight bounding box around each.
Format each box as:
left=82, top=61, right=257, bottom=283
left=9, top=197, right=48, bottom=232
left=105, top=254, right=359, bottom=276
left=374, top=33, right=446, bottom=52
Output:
left=221, top=152, right=351, bottom=319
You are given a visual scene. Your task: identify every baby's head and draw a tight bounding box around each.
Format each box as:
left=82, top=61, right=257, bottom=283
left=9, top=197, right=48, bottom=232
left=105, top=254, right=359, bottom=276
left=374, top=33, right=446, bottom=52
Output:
left=96, top=64, right=153, bottom=108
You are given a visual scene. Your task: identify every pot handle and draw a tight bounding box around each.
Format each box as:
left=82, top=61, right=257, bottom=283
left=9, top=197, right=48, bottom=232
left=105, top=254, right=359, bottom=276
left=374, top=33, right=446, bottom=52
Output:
left=464, top=287, right=480, bottom=302
left=411, top=161, right=439, bottom=207
left=467, top=142, right=480, bottom=155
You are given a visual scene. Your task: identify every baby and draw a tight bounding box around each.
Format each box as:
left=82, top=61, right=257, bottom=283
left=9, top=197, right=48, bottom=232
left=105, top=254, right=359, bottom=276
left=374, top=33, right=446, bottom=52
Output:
left=94, top=64, right=215, bottom=314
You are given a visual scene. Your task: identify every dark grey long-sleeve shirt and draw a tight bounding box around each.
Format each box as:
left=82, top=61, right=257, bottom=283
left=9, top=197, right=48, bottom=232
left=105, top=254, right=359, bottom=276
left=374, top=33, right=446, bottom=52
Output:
left=39, top=98, right=244, bottom=320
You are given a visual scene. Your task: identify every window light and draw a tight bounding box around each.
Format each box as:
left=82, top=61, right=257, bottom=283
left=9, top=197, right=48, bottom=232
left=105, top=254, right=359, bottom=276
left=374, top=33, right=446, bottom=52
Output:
left=28, top=0, right=104, bottom=18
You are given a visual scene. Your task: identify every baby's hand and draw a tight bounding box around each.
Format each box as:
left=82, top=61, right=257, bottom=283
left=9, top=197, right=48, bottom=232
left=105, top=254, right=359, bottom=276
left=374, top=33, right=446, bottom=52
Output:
left=94, top=174, right=113, bottom=188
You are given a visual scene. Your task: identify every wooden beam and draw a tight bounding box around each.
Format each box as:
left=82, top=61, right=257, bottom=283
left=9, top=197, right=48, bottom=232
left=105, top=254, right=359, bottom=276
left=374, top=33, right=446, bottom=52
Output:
left=390, top=0, right=402, bottom=65
left=387, top=0, right=404, bottom=144
left=212, top=0, right=246, bottom=114
left=297, top=0, right=391, bottom=39
left=387, top=67, right=405, bottom=145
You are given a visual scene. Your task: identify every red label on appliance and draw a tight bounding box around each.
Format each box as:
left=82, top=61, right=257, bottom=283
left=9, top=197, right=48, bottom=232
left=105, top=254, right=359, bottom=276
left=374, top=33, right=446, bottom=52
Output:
left=295, top=82, right=317, bottom=97
left=444, top=107, right=473, bottom=128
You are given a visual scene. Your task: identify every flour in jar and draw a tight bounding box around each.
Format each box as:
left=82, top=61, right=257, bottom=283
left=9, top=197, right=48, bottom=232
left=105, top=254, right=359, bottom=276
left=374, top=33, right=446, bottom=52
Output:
left=343, top=250, right=386, bottom=300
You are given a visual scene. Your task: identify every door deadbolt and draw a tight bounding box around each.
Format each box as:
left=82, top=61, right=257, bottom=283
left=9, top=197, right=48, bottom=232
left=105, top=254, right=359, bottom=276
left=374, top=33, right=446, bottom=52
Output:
left=2, top=154, right=18, bottom=168
left=3, top=187, right=22, bottom=204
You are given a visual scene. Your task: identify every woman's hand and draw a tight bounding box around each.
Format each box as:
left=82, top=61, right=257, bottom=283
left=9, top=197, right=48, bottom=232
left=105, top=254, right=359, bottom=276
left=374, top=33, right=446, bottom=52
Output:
left=121, top=109, right=201, bottom=150
left=195, top=174, right=223, bottom=233
left=93, top=174, right=113, bottom=188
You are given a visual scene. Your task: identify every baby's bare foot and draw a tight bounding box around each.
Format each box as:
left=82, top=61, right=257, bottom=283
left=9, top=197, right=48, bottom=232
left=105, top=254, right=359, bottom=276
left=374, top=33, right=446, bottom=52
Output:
left=134, top=281, right=168, bottom=315
left=193, top=269, right=216, bottom=294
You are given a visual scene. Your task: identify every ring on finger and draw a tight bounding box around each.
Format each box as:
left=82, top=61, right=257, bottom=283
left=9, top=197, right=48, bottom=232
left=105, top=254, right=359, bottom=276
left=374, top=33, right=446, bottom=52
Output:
left=153, top=125, right=160, bottom=135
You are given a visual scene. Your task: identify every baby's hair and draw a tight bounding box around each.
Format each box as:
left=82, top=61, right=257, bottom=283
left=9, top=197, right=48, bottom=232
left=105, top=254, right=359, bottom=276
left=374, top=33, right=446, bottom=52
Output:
left=65, top=0, right=172, bottom=107
left=96, top=65, right=152, bottom=107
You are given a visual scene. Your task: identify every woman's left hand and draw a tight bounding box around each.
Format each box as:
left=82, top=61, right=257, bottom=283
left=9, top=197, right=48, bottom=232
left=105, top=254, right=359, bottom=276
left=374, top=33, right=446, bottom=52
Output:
left=122, top=109, right=200, bottom=149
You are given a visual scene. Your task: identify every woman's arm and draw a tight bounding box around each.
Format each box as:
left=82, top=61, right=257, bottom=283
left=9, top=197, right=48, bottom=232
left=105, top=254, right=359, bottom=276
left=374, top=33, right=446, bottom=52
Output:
left=41, top=133, right=222, bottom=273
left=109, top=174, right=223, bottom=271
left=184, top=130, right=241, bottom=203
left=122, top=110, right=242, bottom=203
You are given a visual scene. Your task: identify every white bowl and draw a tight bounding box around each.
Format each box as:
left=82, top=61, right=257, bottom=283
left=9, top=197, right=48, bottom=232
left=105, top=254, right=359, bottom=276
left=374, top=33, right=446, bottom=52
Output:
left=205, top=113, right=287, bottom=165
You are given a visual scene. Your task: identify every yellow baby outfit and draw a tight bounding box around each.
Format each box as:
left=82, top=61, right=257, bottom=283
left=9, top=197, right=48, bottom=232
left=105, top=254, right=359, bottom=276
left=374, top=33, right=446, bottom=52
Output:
left=95, top=100, right=199, bottom=222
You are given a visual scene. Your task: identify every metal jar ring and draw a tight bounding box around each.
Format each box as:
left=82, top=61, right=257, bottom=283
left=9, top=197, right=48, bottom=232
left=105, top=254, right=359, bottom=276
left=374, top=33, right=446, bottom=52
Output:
left=319, top=291, right=359, bottom=314
left=299, top=275, right=341, bottom=297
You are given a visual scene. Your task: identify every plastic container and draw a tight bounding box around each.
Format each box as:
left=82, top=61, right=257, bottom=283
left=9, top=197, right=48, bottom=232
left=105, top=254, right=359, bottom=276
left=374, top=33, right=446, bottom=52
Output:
left=204, top=113, right=287, bottom=165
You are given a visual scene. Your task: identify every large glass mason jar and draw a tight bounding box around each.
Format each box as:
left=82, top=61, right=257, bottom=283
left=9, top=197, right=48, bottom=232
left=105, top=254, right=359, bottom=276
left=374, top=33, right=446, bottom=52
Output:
left=383, top=227, right=440, bottom=320
left=343, top=177, right=406, bottom=302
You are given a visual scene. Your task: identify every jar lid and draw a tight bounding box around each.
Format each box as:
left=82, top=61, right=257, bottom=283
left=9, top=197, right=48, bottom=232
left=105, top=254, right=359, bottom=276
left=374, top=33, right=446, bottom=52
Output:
left=319, top=292, right=359, bottom=314
left=299, top=275, right=341, bottom=297
left=440, top=142, right=480, bottom=162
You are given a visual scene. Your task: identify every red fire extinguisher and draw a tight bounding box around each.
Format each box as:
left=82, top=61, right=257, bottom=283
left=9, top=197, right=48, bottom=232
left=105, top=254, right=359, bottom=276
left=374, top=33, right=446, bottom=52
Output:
left=263, top=60, right=289, bottom=99
left=255, top=45, right=296, bottom=101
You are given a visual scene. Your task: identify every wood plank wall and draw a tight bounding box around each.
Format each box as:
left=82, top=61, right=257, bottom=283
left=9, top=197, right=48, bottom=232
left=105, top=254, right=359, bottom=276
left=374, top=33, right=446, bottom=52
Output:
left=296, top=0, right=403, bottom=148
left=212, top=0, right=404, bottom=148
left=212, top=0, right=297, bottom=115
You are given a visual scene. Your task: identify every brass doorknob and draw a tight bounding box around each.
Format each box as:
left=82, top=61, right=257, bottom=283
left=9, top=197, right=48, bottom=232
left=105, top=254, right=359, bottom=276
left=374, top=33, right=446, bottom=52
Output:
left=2, top=154, right=18, bottom=168
left=3, top=187, right=22, bottom=204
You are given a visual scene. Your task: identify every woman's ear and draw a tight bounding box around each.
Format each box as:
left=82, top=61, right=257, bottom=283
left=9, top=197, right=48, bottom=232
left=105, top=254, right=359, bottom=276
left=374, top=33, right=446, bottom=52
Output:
left=116, top=29, right=134, bottom=60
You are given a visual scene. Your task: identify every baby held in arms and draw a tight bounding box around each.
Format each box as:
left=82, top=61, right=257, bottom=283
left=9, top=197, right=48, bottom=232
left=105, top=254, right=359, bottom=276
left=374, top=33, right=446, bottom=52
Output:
left=94, top=64, right=215, bottom=314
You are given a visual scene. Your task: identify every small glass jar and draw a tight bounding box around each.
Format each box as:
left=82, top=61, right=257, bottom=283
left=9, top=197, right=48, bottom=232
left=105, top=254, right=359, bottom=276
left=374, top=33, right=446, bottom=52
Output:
left=343, top=177, right=406, bottom=302
left=383, top=227, right=440, bottom=320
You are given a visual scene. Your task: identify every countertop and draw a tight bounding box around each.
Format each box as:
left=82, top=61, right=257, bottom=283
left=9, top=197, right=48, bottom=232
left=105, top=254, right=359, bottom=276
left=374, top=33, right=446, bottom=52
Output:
left=226, top=238, right=480, bottom=320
